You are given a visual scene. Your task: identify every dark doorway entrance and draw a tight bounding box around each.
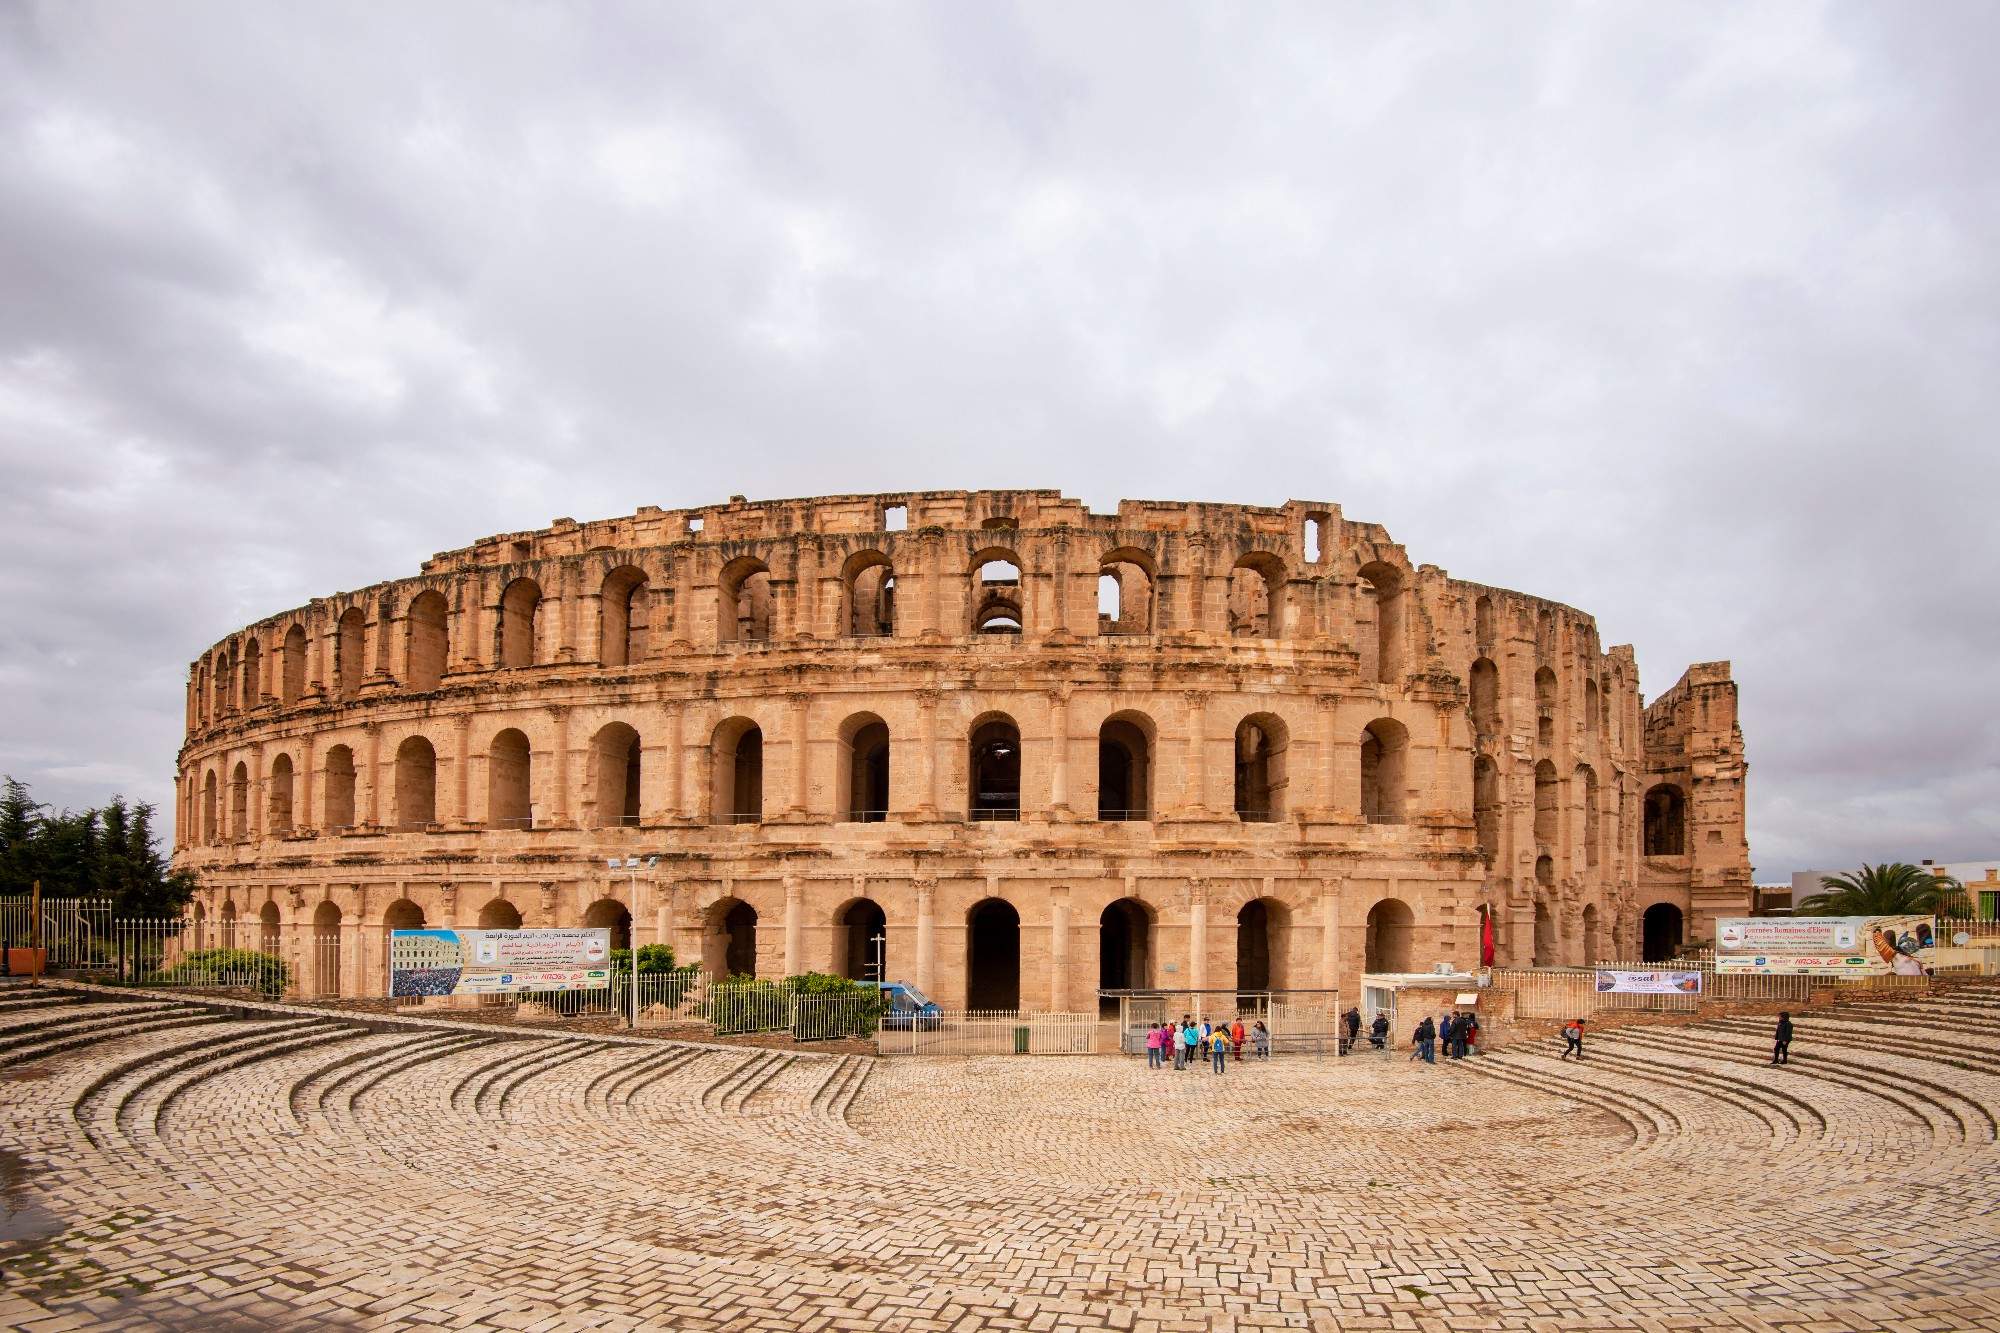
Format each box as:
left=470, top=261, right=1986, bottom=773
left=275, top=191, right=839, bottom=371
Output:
left=1237, top=899, right=1272, bottom=991
left=839, top=899, right=888, bottom=982
left=1642, top=903, right=1684, bottom=963
left=723, top=901, right=758, bottom=977
left=966, top=898, right=1021, bottom=1010
left=1098, top=899, right=1151, bottom=1017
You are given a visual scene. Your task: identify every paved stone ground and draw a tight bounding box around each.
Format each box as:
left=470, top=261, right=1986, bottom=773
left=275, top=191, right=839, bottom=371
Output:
left=1, top=981, right=1997, bottom=1331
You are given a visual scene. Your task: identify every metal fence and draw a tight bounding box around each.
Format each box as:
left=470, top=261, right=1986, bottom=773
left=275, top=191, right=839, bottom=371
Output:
left=1496, top=957, right=1954, bottom=1022
left=877, top=1010, right=1100, bottom=1056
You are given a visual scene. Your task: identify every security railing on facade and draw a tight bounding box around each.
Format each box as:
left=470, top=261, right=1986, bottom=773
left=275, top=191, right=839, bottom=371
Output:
left=968, top=808, right=1021, bottom=822
left=1096, top=808, right=1150, bottom=822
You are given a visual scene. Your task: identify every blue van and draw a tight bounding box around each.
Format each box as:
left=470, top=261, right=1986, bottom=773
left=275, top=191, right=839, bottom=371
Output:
left=872, top=980, right=943, bottom=1031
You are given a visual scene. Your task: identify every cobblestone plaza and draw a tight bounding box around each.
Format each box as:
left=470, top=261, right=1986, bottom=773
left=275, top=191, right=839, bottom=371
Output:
left=2, top=982, right=1996, bottom=1331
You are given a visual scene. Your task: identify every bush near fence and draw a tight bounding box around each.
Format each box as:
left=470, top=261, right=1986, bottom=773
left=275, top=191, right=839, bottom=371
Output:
left=153, top=947, right=292, bottom=1000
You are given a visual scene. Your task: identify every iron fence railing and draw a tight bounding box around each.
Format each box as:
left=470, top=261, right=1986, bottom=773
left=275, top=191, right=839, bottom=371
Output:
left=876, top=1010, right=1099, bottom=1056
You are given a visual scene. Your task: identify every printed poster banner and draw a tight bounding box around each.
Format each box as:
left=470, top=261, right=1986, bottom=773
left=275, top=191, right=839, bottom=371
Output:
left=390, top=928, right=612, bottom=998
left=1595, top=969, right=1704, bottom=995
left=1714, top=916, right=1936, bottom=976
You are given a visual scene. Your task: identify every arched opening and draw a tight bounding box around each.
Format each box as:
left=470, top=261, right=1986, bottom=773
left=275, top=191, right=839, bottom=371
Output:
left=201, top=771, right=217, bottom=844
left=1583, top=678, right=1600, bottom=736
left=478, top=898, right=522, bottom=930
left=312, top=899, right=342, bottom=997
left=718, top=558, right=772, bottom=643
left=406, top=591, right=449, bottom=691
left=844, top=552, right=895, bottom=637
left=1582, top=904, right=1601, bottom=963
left=1364, top=898, right=1414, bottom=973
left=1358, top=561, right=1404, bottom=683
left=220, top=899, right=238, bottom=949
left=583, top=897, right=633, bottom=950
left=1098, top=550, right=1154, bottom=635
left=711, top=719, right=763, bottom=824
left=1473, top=756, right=1500, bottom=862
left=1234, top=714, right=1288, bottom=821
left=1643, top=783, right=1686, bottom=856
left=971, top=552, right=1024, bottom=635
left=966, top=898, right=1021, bottom=1010
left=195, top=663, right=210, bottom=726
left=393, top=736, right=437, bottom=829
left=1470, top=658, right=1500, bottom=737
left=588, top=722, right=642, bottom=827
left=488, top=729, right=532, bottom=828
left=1359, top=718, right=1409, bottom=823
left=500, top=578, right=542, bottom=668
left=382, top=898, right=424, bottom=1000
left=840, top=715, right=890, bottom=822
left=704, top=899, right=757, bottom=978
left=1533, top=760, right=1559, bottom=845
left=323, top=746, right=356, bottom=830
left=268, top=753, right=294, bottom=835
left=1535, top=666, right=1558, bottom=747
left=599, top=566, right=650, bottom=666
left=228, top=761, right=249, bottom=838
left=1236, top=898, right=1291, bottom=991
left=337, top=608, right=366, bottom=700
left=1098, top=898, right=1152, bottom=999
left=969, top=717, right=1021, bottom=821
left=1097, top=714, right=1152, bottom=821
left=1475, top=594, right=1494, bottom=646
left=1642, top=903, right=1684, bottom=962
left=241, top=638, right=261, bottom=708
left=1533, top=897, right=1556, bottom=967
left=219, top=645, right=237, bottom=715
left=258, top=900, right=281, bottom=954
left=281, top=624, right=306, bottom=705
left=1228, top=555, right=1285, bottom=637
left=1535, top=853, right=1556, bottom=894
left=836, top=898, right=888, bottom=982
left=1580, top=765, right=1601, bottom=867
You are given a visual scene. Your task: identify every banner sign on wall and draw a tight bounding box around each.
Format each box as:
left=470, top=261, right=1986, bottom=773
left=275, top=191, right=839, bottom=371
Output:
left=389, top=928, right=612, bottom=998
left=1595, top=970, right=1704, bottom=995
left=1714, top=916, right=1936, bottom=976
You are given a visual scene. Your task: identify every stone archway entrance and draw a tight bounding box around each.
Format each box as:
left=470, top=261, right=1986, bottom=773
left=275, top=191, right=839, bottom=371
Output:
left=1643, top=903, right=1684, bottom=963
left=966, top=898, right=1020, bottom=1010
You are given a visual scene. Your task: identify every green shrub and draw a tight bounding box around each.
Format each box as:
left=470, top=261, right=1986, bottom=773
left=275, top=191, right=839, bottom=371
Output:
left=155, top=947, right=290, bottom=999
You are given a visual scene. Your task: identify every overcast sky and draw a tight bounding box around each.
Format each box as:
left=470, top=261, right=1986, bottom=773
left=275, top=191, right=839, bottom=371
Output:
left=2, top=2, right=1995, bottom=878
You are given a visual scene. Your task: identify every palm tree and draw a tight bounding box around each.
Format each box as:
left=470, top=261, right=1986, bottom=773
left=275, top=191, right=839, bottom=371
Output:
left=1796, top=862, right=1966, bottom=917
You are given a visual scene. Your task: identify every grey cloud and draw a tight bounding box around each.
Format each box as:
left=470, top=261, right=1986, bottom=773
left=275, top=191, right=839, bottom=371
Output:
left=0, top=0, right=1996, bottom=877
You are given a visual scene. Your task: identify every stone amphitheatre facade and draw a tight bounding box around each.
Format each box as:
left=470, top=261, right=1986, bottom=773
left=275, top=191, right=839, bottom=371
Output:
left=173, top=491, right=1751, bottom=1008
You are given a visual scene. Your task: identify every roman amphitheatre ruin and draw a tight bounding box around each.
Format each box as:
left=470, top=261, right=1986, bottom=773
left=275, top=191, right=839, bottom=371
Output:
left=8, top=490, right=1998, bottom=1332
left=173, top=490, right=1751, bottom=1003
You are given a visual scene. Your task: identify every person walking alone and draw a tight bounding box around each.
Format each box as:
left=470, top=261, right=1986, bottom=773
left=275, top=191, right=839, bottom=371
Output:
left=1561, top=1017, right=1585, bottom=1061
left=1252, top=1019, right=1271, bottom=1060
left=1343, top=1006, right=1362, bottom=1054
left=1771, top=1011, right=1794, bottom=1065
left=1210, top=1024, right=1231, bottom=1073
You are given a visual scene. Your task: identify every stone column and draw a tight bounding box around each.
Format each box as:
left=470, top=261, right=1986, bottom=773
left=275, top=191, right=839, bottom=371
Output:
left=1317, top=694, right=1341, bottom=819
left=655, top=881, right=678, bottom=952
left=1047, top=688, right=1070, bottom=817
left=453, top=715, right=472, bottom=824
left=1188, top=877, right=1209, bottom=995
left=438, top=882, right=457, bottom=930
left=915, top=877, right=937, bottom=996
left=784, top=876, right=804, bottom=976
left=363, top=723, right=382, bottom=828
left=550, top=705, right=571, bottom=826
left=917, top=689, right=940, bottom=817
left=1320, top=880, right=1340, bottom=991
left=1049, top=887, right=1070, bottom=1012
left=789, top=693, right=810, bottom=816
left=1184, top=691, right=1210, bottom=815
left=663, top=703, right=685, bottom=822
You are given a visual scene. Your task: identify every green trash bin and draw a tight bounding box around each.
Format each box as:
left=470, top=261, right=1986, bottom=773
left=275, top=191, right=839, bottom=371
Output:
left=1014, top=1025, right=1030, bottom=1054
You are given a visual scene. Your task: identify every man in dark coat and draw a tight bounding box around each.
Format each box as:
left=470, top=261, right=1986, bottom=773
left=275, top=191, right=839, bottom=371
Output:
left=1771, top=1011, right=1795, bottom=1065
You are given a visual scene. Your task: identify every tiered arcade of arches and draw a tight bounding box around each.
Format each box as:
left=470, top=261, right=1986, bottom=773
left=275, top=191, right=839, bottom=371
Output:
left=175, top=491, right=1750, bottom=1008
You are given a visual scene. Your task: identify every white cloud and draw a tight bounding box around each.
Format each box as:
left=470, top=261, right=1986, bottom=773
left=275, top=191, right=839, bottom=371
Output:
left=0, top=0, right=1995, bottom=875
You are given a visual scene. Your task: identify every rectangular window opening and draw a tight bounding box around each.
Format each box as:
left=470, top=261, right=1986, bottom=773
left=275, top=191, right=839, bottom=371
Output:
left=883, top=504, right=907, bottom=531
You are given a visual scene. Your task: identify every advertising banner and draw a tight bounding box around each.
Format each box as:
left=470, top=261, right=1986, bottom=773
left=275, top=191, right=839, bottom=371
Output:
left=389, top=928, right=613, bottom=998
left=1714, top=916, right=1936, bottom=976
left=1595, top=969, right=1704, bottom=995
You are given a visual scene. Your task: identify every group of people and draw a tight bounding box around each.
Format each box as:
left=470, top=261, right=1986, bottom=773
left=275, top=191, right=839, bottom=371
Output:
left=1340, top=1006, right=1391, bottom=1052
left=1408, top=1009, right=1479, bottom=1063
left=1144, top=1017, right=1272, bottom=1072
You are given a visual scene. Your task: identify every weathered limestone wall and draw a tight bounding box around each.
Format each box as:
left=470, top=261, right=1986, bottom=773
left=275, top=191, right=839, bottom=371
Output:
left=173, top=491, right=1751, bottom=1008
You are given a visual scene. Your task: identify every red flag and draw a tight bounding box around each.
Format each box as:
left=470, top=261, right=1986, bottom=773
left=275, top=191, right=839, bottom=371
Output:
left=1480, top=908, right=1496, bottom=967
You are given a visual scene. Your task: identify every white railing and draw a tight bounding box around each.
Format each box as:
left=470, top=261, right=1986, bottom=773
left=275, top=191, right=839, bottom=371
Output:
left=876, top=1010, right=1100, bottom=1056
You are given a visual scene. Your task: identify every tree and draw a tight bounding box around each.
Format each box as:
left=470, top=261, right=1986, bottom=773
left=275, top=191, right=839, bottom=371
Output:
left=0, top=776, right=196, bottom=915
left=1795, top=862, right=1966, bottom=917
